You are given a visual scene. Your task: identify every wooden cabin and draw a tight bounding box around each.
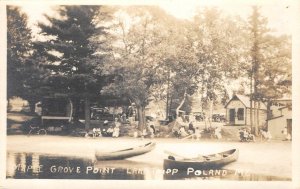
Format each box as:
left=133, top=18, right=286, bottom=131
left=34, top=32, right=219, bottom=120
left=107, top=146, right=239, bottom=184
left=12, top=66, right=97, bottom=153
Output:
left=224, top=94, right=267, bottom=126
left=268, top=101, right=292, bottom=140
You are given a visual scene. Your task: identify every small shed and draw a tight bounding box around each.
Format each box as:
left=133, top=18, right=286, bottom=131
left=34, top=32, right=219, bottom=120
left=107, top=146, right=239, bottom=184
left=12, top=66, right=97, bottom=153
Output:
left=224, top=94, right=267, bottom=126
left=268, top=105, right=292, bottom=140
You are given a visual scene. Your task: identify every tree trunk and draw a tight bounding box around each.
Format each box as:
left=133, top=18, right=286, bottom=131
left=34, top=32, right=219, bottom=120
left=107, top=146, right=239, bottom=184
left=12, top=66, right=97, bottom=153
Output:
left=137, top=105, right=146, bottom=132
left=169, top=97, right=173, bottom=120
left=68, top=98, right=73, bottom=122
left=84, top=97, right=90, bottom=132
left=7, top=98, right=11, bottom=112
left=72, top=98, right=80, bottom=122
left=176, top=89, right=187, bottom=118
left=266, top=100, right=272, bottom=129
left=208, top=97, right=213, bottom=128
left=28, top=100, right=36, bottom=114
left=256, top=101, right=260, bottom=135
left=166, top=69, right=170, bottom=120
left=250, top=78, right=253, bottom=132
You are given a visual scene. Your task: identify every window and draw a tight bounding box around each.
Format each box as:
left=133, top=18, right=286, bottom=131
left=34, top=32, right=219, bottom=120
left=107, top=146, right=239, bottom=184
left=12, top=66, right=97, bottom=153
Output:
left=237, top=108, right=244, bottom=120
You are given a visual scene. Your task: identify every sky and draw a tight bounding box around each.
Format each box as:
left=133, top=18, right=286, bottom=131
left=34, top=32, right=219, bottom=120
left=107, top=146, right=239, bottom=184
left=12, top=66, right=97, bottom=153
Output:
left=17, top=0, right=292, bottom=36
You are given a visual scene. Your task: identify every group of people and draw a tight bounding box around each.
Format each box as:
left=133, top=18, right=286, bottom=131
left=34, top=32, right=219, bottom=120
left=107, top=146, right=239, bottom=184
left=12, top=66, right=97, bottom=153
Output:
left=92, top=118, right=120, bottom=138
left=172, top=116, right=223, bottom=140
left=260, top=128, right=272, bottom=141
left=239, top=127, right=256, bottom=142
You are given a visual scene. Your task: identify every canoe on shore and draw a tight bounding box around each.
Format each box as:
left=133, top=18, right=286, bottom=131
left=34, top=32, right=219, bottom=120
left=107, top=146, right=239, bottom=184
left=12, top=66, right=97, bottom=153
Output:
left=95, top=141, right=156, bottom=161
left=164, top=149, right=239, bottom=170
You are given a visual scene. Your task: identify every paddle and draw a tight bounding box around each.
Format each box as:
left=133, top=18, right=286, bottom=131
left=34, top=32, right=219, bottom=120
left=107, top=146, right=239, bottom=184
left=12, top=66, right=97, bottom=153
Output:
left=181, top=134, right=195, bottom=140
left=164, top=150, right=195, bottom=160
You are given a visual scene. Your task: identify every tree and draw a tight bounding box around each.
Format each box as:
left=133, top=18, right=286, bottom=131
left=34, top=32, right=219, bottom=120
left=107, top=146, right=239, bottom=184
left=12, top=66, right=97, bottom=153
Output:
left=247, top=6, right=291, bottom=134
left=35, top=5, right=113, bottom=130
left=7, top=6, right=32, bottom=105
left=102, top=6, right=177, bottom=131
left=190, top=8, right=246, bottom=125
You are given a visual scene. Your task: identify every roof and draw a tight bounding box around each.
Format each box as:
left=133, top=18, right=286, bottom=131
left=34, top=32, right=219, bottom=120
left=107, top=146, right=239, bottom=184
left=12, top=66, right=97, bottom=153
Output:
left=225, top=94, right=267, bottom=110
left=278, top=106, right=292, bottom=110
left=267, top=115, right=284, bottom=121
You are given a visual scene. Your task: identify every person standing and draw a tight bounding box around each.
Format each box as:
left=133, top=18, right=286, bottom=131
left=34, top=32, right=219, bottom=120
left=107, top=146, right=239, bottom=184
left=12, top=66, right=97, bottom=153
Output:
left=282, top=127, right=291, bottom=141
left=112, top=118, right=121, bottom=138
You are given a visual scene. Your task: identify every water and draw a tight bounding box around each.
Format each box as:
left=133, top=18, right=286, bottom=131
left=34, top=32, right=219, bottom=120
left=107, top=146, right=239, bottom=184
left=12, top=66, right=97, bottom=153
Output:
left=6, top=152, right=291, bottom=181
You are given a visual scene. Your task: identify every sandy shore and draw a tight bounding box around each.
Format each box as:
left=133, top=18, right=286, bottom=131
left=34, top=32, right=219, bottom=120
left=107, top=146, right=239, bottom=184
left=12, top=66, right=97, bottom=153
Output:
left=6, top=135, right=292, bottom=178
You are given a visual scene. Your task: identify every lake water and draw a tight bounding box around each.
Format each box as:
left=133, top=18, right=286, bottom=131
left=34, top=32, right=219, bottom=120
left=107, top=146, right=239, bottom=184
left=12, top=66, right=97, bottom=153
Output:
left=6, top=152, right=291, bottom=181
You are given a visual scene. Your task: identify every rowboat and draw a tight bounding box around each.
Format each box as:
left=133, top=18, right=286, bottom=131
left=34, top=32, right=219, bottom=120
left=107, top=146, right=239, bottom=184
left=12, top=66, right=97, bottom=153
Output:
left=95, top=142, right=156, bottom=161
left=164, top=149, right=239, bottom=170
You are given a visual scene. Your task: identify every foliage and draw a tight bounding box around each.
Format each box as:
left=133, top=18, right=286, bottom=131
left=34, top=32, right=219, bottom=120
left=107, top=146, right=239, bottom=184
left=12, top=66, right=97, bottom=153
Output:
left=35, top=5, right=112, bottom=98
left=7, top=6, right=32, bottom=100
left=101, top=6, right=178, bottom=129
left=34, top=5, right=114, bottom=128
left=246, top=6, right=291, bottom=101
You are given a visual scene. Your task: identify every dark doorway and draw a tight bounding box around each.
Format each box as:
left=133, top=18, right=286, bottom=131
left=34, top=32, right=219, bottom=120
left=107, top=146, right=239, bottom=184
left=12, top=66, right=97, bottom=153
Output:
left=287, top=119, right=292, bottom=137
left=229, top=109, right=235, bottom=125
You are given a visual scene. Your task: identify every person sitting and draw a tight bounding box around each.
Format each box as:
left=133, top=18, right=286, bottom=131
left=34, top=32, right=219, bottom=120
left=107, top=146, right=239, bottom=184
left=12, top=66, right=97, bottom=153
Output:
left=188, top=121, right=195, bottom=134
left=106, top=126, right=114, bottom=137
left=179, top=126, right=188, bottom=137
left=147, top=125, right=155, bottom=138
left=114, top=118, right=121, bottom=127
left=93, top=127, right=101, bottom=138
left=112, top=126, right=120, bottom=138
left=193, top=127, right=202, bottom=140
left=260, top=129, right=272, bottom=141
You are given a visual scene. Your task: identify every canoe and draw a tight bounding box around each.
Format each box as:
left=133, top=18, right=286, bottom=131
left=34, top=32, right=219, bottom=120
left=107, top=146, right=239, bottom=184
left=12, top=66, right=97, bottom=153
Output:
left=95, top=142, right=156, bottom=161
left=164, top=149, right=239, bottom=170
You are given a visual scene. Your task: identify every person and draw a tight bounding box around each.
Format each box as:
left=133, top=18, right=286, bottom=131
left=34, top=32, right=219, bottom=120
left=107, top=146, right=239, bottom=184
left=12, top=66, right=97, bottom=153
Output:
left=188, top=121, right=195, bottom=134
left=260, top=129, right=272, bottom=141
left=194, top=127, right=202, bottom=140
left=141, top=128, right=147, bottom=139
left=147, top=125, right=155, bottom=138
left=282, top=127, right=291, bottom=141
left=114, top=118, right=121, bottom=127
left=112, top=118, right=121, bottom=138
left=121, top=112, right=127, bottom=123
left=93, top=127, right=101, bottom=138
left=112, top=125, right=120, bottom=138
left=106, top=126, right=114, bottom=137
left=214, top=126, right=222, bottom=139
left=179, top=126, right=188, bottom=137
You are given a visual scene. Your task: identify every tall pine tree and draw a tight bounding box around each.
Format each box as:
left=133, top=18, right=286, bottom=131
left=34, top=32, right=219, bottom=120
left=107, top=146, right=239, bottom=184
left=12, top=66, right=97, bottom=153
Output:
left=35, top=5, right=112, bottom=130
left=247, top=6, right=291, bottom=133
left=7, top=6, right=32, bottom=104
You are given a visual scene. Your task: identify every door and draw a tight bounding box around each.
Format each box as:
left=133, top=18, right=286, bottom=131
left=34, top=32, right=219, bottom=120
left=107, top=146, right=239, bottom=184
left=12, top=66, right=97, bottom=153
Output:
left=287, top=119, right=292, bottom=137
left=229, top=109, right=235, bottom=125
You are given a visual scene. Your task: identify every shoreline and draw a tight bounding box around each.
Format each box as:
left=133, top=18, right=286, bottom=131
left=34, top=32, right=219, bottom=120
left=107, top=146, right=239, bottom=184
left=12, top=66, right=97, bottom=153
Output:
left=6, top=135, right=292, bottom=178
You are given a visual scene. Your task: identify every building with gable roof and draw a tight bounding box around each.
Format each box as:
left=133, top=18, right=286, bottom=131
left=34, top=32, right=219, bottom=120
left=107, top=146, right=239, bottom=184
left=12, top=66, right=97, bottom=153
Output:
left=267, top=99, right=292, bottom=140
left=224, top=94, right=267, bottom=126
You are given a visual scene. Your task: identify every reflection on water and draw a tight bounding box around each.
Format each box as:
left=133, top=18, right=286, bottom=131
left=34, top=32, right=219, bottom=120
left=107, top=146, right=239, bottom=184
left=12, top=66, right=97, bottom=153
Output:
left=7, top=152, right=291, bottom=181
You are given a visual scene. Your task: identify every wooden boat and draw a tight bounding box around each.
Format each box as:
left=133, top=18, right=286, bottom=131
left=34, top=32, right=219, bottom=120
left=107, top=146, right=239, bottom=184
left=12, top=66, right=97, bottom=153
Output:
left=164, top=149, right=239, bottom=170
left=95, top=142, right=156, bottom=161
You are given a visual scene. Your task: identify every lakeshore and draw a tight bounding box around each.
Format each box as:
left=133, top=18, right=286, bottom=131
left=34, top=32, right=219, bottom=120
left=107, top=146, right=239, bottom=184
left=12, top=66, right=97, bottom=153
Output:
left=6, top=135, right=292, bottom=179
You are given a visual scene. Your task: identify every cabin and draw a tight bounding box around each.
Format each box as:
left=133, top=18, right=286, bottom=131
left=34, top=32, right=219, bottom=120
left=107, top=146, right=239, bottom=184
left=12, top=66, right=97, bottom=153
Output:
left=267, top=100, right=292, bottom=140
left=224, top=94, right=267, bottom=126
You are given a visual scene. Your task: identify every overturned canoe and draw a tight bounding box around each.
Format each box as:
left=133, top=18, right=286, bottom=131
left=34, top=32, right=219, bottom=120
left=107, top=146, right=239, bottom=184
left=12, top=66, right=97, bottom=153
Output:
left=95, top=142, right=156, bottom=161
left=164, top=149, right=239, bottom=170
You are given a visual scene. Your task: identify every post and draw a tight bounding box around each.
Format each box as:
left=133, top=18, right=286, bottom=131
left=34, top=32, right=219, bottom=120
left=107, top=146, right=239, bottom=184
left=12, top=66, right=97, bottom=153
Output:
left=84, top=97, right=90, bottom=132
